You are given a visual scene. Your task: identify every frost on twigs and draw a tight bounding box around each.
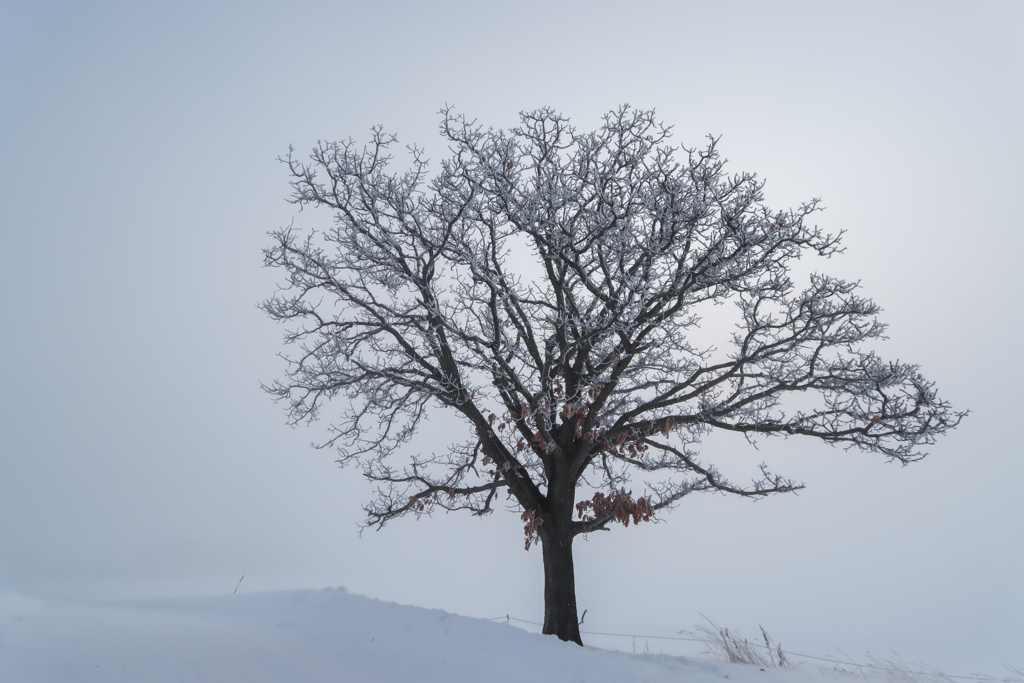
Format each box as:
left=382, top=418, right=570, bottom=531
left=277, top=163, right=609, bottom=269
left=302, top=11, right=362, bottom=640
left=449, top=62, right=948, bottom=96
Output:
left=262, top=104, right=966, bottom=539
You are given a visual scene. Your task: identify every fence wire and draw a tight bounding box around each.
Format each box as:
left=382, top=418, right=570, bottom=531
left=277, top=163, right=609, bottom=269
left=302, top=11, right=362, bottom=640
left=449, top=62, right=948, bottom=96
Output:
left=485, top=614, right=1008, bottom=682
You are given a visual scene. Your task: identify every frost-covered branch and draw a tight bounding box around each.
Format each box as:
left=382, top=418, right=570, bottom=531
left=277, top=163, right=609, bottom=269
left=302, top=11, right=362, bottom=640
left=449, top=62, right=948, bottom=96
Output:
left=263, top=105, right=965, bottom=537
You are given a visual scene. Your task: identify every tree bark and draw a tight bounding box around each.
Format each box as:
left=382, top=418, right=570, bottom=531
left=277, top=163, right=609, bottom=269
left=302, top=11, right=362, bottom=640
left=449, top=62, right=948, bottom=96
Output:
left=540, top=527, right=582, bottom=645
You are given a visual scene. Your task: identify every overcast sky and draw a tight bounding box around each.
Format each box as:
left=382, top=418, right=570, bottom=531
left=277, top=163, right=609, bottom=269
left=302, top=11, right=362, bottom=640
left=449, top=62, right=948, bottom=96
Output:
left=1, top=0, right=1021, bottom=674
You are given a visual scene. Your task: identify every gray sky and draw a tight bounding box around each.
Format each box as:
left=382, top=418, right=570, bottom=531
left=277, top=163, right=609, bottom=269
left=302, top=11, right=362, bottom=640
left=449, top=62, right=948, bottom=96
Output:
left=1, top=0, right=1021, bottom=673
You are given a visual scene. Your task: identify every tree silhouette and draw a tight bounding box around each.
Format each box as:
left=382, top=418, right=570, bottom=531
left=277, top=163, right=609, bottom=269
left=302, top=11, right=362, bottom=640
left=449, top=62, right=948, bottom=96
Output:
left=262, top=106, right=965, bottom=644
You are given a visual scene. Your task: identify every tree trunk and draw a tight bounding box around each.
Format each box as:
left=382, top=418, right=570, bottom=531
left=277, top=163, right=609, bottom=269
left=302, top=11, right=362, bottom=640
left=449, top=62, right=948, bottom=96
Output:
left=540, top=528, right=582, bottom=645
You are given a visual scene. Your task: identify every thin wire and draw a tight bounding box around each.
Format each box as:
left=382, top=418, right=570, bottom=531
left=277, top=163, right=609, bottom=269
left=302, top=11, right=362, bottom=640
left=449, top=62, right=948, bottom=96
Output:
left=484, top=615, right=1001, bottom=681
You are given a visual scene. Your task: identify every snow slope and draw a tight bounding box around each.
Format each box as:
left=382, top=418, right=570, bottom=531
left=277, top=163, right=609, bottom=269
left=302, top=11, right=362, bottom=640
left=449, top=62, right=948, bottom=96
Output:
left=0, top=587, right=875, bottom=683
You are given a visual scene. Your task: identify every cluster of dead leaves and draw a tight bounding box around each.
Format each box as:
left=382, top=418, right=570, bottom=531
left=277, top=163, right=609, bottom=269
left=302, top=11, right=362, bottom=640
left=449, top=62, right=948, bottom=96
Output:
left=521, top=508, right=544, bottom=550
left=575, top=490, right=653, bottom=527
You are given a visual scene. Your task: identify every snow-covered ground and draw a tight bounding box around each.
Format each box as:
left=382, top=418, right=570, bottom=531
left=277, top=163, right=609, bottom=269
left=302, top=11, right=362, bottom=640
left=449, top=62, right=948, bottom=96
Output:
left=0, top=587, right=913, bottom=683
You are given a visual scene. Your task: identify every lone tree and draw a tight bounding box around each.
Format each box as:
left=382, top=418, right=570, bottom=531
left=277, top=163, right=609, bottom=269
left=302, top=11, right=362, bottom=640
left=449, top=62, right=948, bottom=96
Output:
left=262, top=107, right=964, bottom=645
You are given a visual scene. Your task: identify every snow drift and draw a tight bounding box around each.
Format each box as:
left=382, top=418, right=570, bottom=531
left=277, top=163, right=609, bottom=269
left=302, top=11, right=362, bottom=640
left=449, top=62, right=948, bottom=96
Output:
left=0, top=587, right=871, bottom=683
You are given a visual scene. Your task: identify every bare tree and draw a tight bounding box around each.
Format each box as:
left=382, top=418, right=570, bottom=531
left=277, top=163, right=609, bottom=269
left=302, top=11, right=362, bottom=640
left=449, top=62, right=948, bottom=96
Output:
left=261, top=106, right=965, bottom=645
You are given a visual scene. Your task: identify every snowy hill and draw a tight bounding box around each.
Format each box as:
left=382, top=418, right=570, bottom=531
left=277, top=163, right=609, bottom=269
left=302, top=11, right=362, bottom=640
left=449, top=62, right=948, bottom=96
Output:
left=1, top=587, right=886, bottom=683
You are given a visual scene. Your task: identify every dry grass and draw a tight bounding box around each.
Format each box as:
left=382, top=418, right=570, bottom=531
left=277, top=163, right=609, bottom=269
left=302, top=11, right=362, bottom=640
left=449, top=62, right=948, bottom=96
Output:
left=683, top=619, right=1022, bottom=683
left=681, top=616, right=793, bottom=669
left=834, top=656, right=1023, bottom=683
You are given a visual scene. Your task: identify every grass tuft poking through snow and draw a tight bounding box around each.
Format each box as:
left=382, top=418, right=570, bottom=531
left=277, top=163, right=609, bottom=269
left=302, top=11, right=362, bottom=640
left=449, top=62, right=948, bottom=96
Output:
left=684, top=619, right=1022, bottom=683
left=683, top=616, right=793, bottom=669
